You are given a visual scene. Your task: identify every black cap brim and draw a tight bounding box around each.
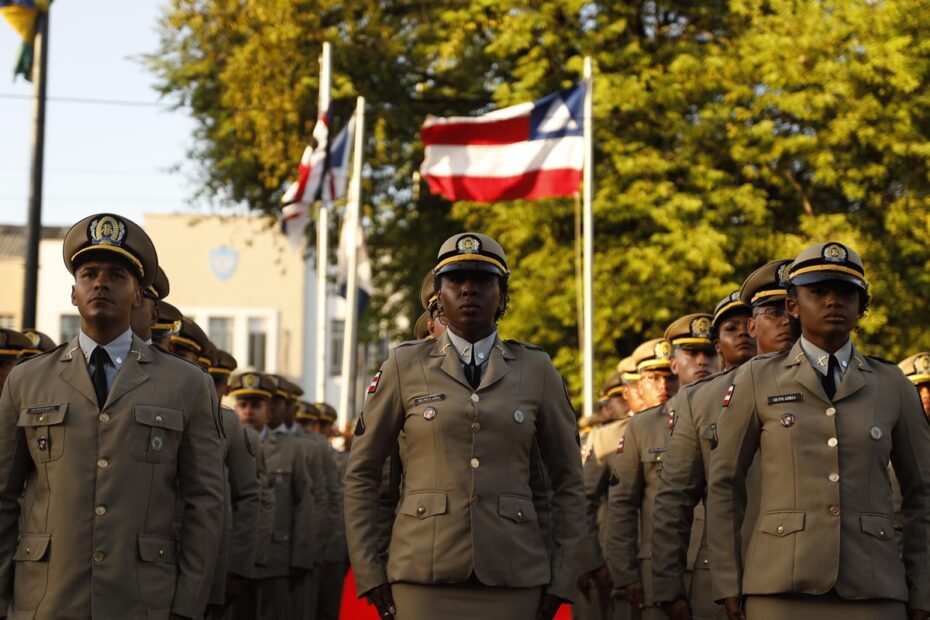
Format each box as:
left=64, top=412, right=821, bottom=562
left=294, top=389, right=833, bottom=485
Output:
left=434, top=261, right=506, bottom=277
left=791, top=271, right=867, bottom=290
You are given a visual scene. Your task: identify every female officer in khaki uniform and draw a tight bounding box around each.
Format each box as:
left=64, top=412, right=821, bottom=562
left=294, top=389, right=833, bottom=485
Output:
left=706, top=242, right=930, bottom=620
left=344, top=232, right=584, bottom=620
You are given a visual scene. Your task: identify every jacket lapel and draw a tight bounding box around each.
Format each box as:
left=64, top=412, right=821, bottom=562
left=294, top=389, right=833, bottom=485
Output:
left=477, top=338, right=516, bottom=391
left=833, top=345, right=870, bottom=402
left=105, top=336, right=152, bottom=408
left=58, top=337, right=98, bottom=407
left=430, top=332, right=472, bottom=391
left=784, top=340, right=830, bottom=404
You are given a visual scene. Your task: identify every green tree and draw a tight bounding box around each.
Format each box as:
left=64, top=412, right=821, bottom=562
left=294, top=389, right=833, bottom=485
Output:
left=149, top=0, right=930, bottom=409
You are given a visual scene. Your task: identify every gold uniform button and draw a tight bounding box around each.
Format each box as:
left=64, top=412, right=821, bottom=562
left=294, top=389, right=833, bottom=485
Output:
left=828, top=473, right=840, bottom=482
left=154, top=415, right=163, bottom=424
left=416, top=506, right=425, bottom=515
left=879, top=530, right=885, bottom=537
left=92, top=551, right=104, bottom=562
left=470, top=458, right=480, bottom=469
left=158, top=548, right=166, bottom=557
left=516, top=511, right=524, bottom=522
left=827, top=438, right=838, bottom=447
left=703, top=559, right=710, bottom=565
left=94, top=506, right=107, bottom=516
left=776, top=525, right=785, bottom=534
left=826, top=407, right=836, bottom=416
left=656, top=455, right=663, bottom=462
left=99, top=413, right=110, bottom=423
left=829, top=505, right=840, bottom=516
left=470, top=393, right=480, bottom=404
left=37, top=415, right=44, bottom=423
left=471, top=423, right=481, bottom=432
left=97, top=458, right=109, bottom=469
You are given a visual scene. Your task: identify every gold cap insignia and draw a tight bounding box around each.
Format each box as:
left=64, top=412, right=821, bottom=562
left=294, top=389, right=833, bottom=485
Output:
left=822, top=243, right=847, bottom=263
left=915, top=354, right=930, bottom=374
left=89, top=215, right=126, bottom=247
left=456, top=235, right=481, bottom=253
left=242, top=373, right=260, bottom=389
left=25, top=331, right=39, bottom=347
left=776, top=263, right=790, bottom=287
left=691, top=316, right=712, bottom=338
left=655, top=340, right=672, bottom=360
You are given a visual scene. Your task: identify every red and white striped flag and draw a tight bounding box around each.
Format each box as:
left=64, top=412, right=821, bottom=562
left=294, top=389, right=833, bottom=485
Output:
left=420, top=83, right=586, bottom=203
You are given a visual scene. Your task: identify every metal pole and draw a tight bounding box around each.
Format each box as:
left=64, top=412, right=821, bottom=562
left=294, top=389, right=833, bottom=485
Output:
left=338, top=96, right=365, bottom=430
left=21, top=11, right=49, bottom=330
left=314, top=42, right=332, bottom=402
left=582, top=57, right=594, bottom=419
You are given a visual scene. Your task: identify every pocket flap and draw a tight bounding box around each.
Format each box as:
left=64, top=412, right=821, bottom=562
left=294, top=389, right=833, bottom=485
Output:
left=399, top=491, right=448, bottom=519
left=640, top=448, right=666, bottom=463
left=138, top=534, right=176, bottom=563
left=698, top=423, right=717, bottom=440
left=860, top=514, right=893, bottom=540
left=498, top=494, right=538, bottom=523
left=17, top=404, right=67, bottom=427
left=134, top=405, right=184, bottom=431
left=13, top=534, right=50, bottom=561
left=759, top=510, right=805, bottom=537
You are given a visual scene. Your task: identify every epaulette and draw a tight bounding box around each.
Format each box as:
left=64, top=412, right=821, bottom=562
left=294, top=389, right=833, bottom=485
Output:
left=752, top=350, right=786, bottom=361
left=686, top=366, right=737, bottom=390
left=866, top=355, right=896, bottom=366
left=15, top=342, right=68, bottom=365
left=396, top=338, right=428, bottom=349
left=159, top=347, right=205, bottom=370
left=504, top=339, right=543, bottom=351
left=637, top=402, right=666, bottom=417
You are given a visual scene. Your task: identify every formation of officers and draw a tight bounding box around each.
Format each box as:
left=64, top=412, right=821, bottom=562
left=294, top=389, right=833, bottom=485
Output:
left=1, top=213, right=929, bottom=620
left=0, top=213, right=348, bottom=620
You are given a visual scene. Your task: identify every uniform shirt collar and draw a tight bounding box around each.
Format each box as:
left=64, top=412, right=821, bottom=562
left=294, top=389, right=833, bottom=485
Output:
left=79, top=327, right=133, bottom=370
left=259, top=426, right=269, bottom=441
left=799, top=336, right=853, bottom=376
left=271, top=423, right=289, bottom=435
left=446, top=328, right=497, bottom=366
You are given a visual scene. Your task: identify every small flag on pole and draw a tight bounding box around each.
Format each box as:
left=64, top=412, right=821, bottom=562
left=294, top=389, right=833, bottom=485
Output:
left=280, top=112, right=355, bottom=247
left=419, top=83, right=586, bottom=203
left=1, top=0, right=49, bottom=80
left=336, top=208, right=373, bottom=315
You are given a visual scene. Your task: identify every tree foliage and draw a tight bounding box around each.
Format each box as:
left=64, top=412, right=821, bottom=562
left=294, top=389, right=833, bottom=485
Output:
left=148, top=0, right=930, bottom=408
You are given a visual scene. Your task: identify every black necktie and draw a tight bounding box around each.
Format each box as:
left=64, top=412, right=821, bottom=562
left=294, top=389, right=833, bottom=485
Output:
left=821, top=354, right=838, bottom=401
left=90, top=347, right=111, bottom=409
left=464, top=357, right=481, bottom=390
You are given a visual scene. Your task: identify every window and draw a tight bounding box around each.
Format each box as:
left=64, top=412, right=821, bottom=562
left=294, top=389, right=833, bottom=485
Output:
left=60, top=315, right=81, bottom=343
left=248, top=318, right=267, bottom=371
left=208, top=317, right=233, bottom=353
left=330, top=319, right=345, bottom=375
left=0, top=315, right=14, bottom=329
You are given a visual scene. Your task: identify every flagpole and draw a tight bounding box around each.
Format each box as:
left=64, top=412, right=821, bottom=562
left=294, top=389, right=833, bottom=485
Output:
left=338, top=97, right=365, bottom=430
left=581, top=57, right=595, bottom=419
left=21, top=10, right=49, bottom=330
left=314, top=41, right=332, bottom=402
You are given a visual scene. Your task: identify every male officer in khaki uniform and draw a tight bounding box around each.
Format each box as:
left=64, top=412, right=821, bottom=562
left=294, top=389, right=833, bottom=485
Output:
left=608, top=316, right=718, bottom=619
left=898, top=353, right=930, bottom=420
left=151, top=299, right=183, bottom=350
left=606, top=337, right=678, bottom=619
left=0, top=213, right=225, bottom=619
left=706, top=243, right=930, bottom=619
left=0, top=329, right=32, bottom=390
left=577, top=368, right=638, bottom=620
left=130, top=265, right=170, bottom=344
left=653, top=267, right=797, bottom=620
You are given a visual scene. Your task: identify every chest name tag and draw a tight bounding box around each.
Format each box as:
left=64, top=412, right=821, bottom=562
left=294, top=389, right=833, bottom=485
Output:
left=413, top=394, right=445, bottom=405
left=27, top=405, right=59, bottom=415
left=648, top=447, right=667, bottom=454
left=768, top=393, right=803, bottom=405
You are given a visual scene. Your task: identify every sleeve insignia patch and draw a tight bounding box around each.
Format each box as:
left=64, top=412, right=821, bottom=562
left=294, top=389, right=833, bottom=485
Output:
left=722, top=384, right=735, bottom=407
left=367, top=370, right=383, bottom=395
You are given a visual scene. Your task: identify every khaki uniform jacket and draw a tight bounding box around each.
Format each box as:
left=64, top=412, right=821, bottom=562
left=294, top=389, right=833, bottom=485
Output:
left=605, top=398, right=675, bottom=591
left=0, top=337, right=225, bottom=619
left=254, top=430, right=316, bottom=578
left=651, top=370, right=736, bottom=603
left=344, top=333, right=584, bottom=601
left=297, top=429, right=343, bottom=563
left=706, top=341, right=930, bottom=609
left=247, top=426, right=276, bottom=573
left=222, top=408, right=261, bottom=578
left=292, top=429, right=329, bottom=565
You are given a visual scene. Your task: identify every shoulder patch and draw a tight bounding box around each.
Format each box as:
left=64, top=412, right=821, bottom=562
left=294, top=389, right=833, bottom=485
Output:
left=722, top=384, right=735, bottom=407
left=367, top=370, right=383, bottom=395
left=353, top=415, right=366, bottom=437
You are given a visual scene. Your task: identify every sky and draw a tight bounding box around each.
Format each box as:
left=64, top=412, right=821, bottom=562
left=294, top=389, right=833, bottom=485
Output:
left=0, top=0, right=229, bottom=227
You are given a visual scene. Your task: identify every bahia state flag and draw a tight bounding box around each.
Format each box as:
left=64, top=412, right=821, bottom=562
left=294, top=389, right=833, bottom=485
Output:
left=1, top=0, right=50, bottom=80
left=279, top=111, right=355, bottom=247
left=419, top=82, right=586, bottom=203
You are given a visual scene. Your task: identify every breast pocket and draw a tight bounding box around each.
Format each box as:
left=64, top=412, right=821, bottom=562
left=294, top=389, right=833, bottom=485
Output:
left=130, top=405, right=184, bottom=464
left=18, top=404, right=68, bottom=463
